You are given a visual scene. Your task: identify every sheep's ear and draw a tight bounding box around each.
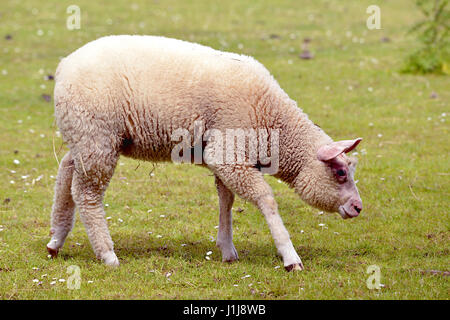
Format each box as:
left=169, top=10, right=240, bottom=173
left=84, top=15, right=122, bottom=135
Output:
left=317, top=138, right=362, bottom=162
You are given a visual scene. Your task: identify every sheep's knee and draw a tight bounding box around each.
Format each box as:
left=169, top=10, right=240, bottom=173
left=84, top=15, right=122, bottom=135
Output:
left=257, top=194, right=278, bottom=214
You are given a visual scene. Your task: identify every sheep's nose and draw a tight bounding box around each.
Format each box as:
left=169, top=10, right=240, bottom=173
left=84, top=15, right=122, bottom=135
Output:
left=352, top=199, right=362, bottom=214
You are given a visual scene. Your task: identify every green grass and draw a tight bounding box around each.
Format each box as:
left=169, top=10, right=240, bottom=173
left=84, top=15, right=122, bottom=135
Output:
left=0, top=0, right=448, bottom=299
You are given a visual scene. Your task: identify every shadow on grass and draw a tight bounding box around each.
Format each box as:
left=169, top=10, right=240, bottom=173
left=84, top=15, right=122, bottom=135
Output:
left=35, top=231, right=379, bottom=270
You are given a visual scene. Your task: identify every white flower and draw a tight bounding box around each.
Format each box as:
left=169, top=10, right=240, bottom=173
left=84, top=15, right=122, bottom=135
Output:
left=206, top=251, right=212, bottom=256
left=13, top=159, right=20, bottom=165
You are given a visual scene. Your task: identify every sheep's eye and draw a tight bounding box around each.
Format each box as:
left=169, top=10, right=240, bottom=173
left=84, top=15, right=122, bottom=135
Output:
left=337, top=169, right=346, bottom=177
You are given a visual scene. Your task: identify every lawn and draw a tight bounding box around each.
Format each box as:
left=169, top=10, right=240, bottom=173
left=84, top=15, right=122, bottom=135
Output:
left=0, top=0, right=448, bottom=299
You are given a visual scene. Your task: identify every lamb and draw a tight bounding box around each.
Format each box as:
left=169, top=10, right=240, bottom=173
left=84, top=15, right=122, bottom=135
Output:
left=47, top=35, right=363, bottom=271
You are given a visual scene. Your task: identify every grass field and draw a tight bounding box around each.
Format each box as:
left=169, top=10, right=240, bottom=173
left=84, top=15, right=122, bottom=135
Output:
left=0, top=0, right=448, bottom=299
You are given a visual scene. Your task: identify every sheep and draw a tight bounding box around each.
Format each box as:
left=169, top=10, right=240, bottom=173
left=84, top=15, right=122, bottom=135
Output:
left=47, top=35, right=363, bottom=271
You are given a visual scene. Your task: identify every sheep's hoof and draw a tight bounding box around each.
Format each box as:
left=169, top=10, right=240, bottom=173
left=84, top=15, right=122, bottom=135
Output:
left=47, top=246, right=59, bottom=258
left=285, top=263, right=304, bottom=272
left=220, top=245, right=239, bottom=263
left=101, top=251, right=120, bottom=267
left=223, top=257, right=239, bottom=263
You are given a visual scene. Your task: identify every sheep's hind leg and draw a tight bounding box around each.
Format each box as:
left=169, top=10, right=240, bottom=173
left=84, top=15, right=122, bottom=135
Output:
left=47, top=151, right=76, bottom=258
left=215, top=175, right=238, bottom=262
left=71, top=147, right=119, bottom=266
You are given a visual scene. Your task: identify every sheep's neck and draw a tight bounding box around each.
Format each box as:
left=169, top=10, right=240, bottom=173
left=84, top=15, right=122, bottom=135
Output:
left=274, top=101, right=331, bottom=186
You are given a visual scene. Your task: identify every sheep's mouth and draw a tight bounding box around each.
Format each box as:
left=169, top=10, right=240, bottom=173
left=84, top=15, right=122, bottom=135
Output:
left=338, top=206, right=358, bottom=219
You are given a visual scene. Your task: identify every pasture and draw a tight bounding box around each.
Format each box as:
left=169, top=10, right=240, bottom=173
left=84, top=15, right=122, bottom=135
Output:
left=0, top=0, right=448, bottom=299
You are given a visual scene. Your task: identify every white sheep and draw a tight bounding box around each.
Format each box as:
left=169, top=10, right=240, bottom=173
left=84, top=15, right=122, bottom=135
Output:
left=47, top=35, right=363, bottom=271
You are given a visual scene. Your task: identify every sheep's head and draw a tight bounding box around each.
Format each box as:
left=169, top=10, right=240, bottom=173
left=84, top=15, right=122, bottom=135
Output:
left=294, top=138, right=362, bottom=219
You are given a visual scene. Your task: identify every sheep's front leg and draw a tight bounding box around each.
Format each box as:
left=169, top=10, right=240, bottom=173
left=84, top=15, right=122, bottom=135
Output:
left=211, top=165, right=303, bottom=271
left=215, top=176, right=238, bottom=262
left=257, top=194, right=304, bottom=271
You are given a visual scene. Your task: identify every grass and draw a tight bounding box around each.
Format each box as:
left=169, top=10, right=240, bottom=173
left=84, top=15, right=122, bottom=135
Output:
left=0, top=0, right=448, bottom=299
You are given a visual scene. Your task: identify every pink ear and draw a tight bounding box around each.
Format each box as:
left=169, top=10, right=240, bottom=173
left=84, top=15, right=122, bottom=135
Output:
left=317, top=138, right=362, bottom=161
